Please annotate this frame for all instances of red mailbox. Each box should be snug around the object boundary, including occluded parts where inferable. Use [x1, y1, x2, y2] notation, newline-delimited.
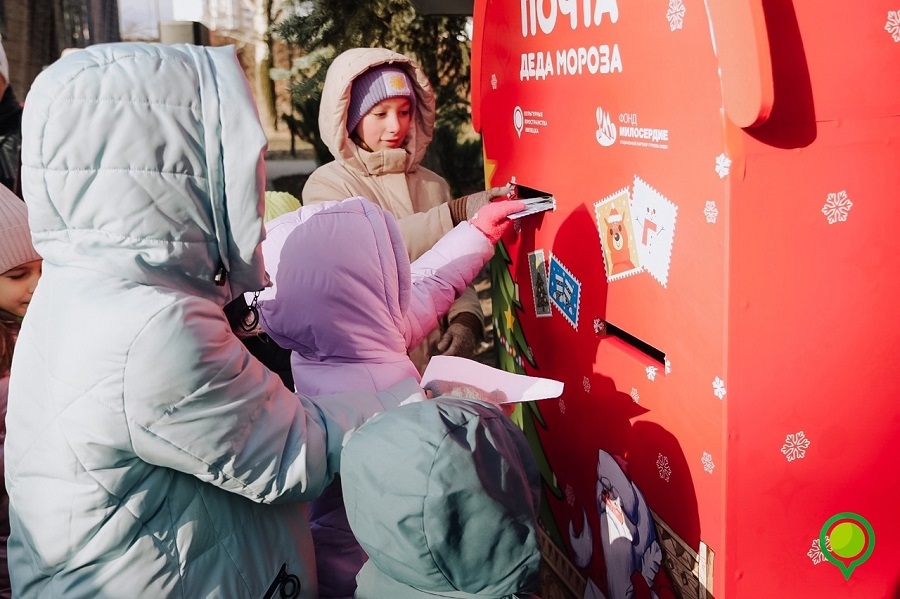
[472, 0, 900, 597]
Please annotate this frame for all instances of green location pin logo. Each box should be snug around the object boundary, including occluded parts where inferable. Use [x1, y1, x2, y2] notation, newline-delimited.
[819, 512, 875, 579]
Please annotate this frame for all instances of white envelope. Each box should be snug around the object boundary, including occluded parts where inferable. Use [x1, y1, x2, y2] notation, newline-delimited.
[421, 355, 564, 404]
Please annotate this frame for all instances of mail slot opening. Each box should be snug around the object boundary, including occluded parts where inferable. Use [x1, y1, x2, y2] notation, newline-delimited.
[604, 321, 666, 365]
[515, 183, 553, 200]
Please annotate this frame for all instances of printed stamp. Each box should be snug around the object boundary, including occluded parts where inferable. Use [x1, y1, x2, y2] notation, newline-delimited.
[594, 188, 642, 282]
[528, 249, 553, 317]
[548, 253, 581, 330]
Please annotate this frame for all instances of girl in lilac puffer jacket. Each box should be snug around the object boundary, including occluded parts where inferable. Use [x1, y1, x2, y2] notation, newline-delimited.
[255, 196, 522, 598]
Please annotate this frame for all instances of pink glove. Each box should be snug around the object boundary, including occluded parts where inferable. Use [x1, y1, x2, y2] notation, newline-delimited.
[469, 200, 526, 244]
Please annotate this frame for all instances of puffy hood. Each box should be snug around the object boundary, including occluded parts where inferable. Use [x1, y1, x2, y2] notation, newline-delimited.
[20, 43, 269, 305]
[319, 47, 435, 174]
[342, 396, 542, 598]
[256, 197, 411, 362]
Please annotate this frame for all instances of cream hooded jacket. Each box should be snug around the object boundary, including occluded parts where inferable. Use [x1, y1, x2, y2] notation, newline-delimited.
[5, 43, 421, 598]
[301, 48, 483, 343]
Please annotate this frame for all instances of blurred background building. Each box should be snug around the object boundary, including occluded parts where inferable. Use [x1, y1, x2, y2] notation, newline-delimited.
[1, 1, 276, 105]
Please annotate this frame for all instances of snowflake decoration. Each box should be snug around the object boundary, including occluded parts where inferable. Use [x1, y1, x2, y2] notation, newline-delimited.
[822, 190, 853, 224]
[593, 317, 606, 335]
[646, 365, 659, 381]
[666, 0, 686, 31]
[491, 73, 499, 89]
[630, 387, 640, 403]
[657, 453, 672, 482]
[664, 358, 672, 375]
[808, 540, 824, 565]
[701, 452, 715, 474]
[715, 153, 731, 178]
[807, 537, 832, 565]
[704, 200, 719, 223]
[565, 483, 576, 506]
[712, 376, 727, 400]
[781, 431, 811, 461]
[558, 397, 567, 414]
[886, 10, 900, 42]
[583, 376, 592, 393]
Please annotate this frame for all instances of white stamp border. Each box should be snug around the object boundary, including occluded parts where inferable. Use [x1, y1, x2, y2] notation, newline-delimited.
[632, 174, 678, 288]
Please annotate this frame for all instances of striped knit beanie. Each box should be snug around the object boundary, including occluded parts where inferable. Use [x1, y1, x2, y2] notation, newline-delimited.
[0, 186, 40, 274]
[347, 65, 415, 133]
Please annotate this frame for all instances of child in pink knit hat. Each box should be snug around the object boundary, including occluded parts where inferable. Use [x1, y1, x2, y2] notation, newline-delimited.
[0, 185, 40, 371]
[0, 184, 41, 597]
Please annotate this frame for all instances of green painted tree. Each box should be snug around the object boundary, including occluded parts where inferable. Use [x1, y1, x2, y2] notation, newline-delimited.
[491, 240, 566, 550]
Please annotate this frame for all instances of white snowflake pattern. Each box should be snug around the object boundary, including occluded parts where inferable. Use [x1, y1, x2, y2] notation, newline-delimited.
[583, 376, 592, 394]
[808, 540, 824, 564]
[630, 387, 640, 403]
[712, 376, 727, 400]
[822, 190, 853, 224]
[704, 200, 719, 223]
[807, 537, 832, 565]
[666, 0, 686, 31]
[886, 10, 900, 42]
[565, 483, 576, 506]
[657, 453, 672, 482]
[701, 452, 715, 474]
[781, 431, 811, 461]
[715, 153, 731, 178]
[646, 365, 659, 381]
[593, 317, 606, 335]
[664, 358, 672, 375]
[558, 397, 567, 414]
[491, 73, 499, 89]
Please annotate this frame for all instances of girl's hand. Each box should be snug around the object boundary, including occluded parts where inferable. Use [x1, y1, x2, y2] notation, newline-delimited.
[469, 200, 526, 244]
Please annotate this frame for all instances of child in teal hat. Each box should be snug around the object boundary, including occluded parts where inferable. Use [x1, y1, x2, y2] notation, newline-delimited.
[341, 395, 543, 598]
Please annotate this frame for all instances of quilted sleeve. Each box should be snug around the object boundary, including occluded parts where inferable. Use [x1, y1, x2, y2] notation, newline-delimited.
[403, 222, 493, 349]
[123, 297, 423, 504]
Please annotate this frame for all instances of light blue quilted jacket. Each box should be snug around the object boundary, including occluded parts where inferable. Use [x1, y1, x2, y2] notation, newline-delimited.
[4, 43, 420, 598]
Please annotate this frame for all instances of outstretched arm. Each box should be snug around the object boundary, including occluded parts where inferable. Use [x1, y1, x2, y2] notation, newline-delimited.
[125, 297, 424, 504]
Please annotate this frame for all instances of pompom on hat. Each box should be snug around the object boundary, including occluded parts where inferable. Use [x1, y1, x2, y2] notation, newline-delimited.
[0, 186, 40, 274]
[347, 65, 416, 133]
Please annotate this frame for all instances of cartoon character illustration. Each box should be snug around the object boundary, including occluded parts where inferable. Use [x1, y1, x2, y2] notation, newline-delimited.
[637, 207, 659, 248]
[570, 449, 664, 599]
[594, 190, 641, 282]
[605, 207, 637, 275]
[630, 176, 677, 287]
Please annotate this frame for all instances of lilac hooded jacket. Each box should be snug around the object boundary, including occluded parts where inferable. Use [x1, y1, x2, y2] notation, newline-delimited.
[256, 197, 494, 395]
[254, 198, 495, 597]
